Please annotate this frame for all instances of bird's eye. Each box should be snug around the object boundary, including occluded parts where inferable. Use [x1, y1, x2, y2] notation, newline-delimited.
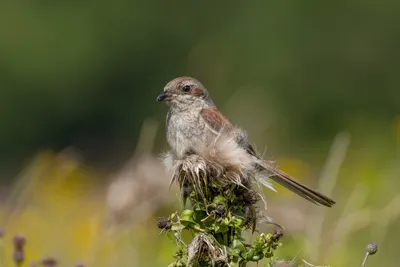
[182, 85, 191, 92]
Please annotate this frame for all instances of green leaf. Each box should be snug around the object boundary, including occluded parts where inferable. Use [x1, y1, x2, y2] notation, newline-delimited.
[215, 224, 229, 233]
[252, 252, 264, 261]
[232, 239, 246, 255]
[180, 209, 195, 224]
[221, 217, 230, 226]
[193, 209, 207, 223]
[200, 212, 215, 223]
[171, 223, 185, 231]
[245, 249, 256, 260]
[231, 217, 243, 228]
[213, 195, 227, 204]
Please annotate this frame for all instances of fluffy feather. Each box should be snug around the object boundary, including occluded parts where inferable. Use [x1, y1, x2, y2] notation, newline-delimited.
[162, 133, 276, 204]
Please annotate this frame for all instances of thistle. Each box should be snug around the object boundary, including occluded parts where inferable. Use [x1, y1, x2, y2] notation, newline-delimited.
[159, 151, 282, 267]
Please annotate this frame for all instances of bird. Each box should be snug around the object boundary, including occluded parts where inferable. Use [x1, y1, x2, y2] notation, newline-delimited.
[157, 76, 335, 207]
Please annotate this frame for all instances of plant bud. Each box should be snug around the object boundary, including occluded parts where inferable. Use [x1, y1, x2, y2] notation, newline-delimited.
[366, 242, 378, 255]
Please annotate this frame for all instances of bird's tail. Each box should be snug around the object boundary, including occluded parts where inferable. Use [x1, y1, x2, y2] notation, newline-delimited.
[257, 161, 336, 207]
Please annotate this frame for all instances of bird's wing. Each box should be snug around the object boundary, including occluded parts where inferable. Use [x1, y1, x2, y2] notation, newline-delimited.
[201, 107, 336, 207]
[201, 107, 260, 155]
[200, 107, 235, 136]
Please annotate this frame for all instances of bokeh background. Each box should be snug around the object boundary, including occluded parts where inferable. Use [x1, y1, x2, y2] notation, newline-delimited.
[1, 1, 399, 266]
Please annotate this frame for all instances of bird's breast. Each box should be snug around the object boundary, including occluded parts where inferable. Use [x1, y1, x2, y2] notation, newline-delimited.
[166, 109, 208, 158]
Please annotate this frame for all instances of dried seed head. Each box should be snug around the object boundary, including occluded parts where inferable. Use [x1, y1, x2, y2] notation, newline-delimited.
[12, 234, 26, 264]
[215, 204, 226, 216]
[41, 256, 57, 267]
[272, 229, 284, 240]
[187, 234, 227, 266]
[366, 242, 378, 255]
[13, 251, 24, 263]
[242, 190, 260, 205]
[0, 228, 4, 237]
[157, 217, 171, 230]
[13, 234, 26, 249]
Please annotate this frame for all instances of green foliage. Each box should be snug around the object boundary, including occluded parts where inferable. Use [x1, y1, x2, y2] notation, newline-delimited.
[159, 173, 282, 267]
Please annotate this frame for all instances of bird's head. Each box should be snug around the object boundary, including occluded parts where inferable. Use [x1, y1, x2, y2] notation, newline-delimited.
[157, 77, 214, 110]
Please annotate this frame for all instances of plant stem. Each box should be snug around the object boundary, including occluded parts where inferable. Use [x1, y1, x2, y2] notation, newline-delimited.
[0, 239, 3, 267]
[361, 252, 370, 267]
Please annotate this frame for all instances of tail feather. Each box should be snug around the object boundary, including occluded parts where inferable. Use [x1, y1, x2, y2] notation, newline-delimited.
[258, 162, 336, 207]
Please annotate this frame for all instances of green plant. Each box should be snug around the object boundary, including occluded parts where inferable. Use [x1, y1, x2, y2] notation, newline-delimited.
[158, 154, 282, 267]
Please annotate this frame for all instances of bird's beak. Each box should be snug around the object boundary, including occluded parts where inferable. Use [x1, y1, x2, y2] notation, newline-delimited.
[156, 92, 171, 102]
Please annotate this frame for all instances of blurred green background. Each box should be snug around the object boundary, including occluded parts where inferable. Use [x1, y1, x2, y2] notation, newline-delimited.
[0, 1, 399, 266]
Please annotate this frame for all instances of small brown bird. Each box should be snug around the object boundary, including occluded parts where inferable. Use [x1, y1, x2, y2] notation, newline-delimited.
[157, 77, 335, 207]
